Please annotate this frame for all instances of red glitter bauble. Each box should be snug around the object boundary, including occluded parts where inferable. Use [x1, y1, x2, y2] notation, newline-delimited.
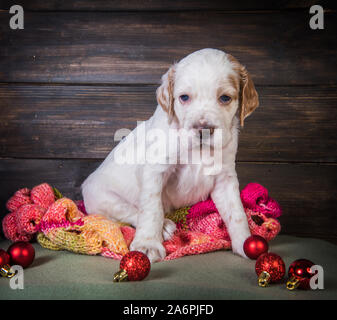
[255, 252, 285, 286]
[7, 241, 35, 268]
[287, 259, 314, 290]
[118, 251, 151, 281]
[0, 249, 11, 267]
[243, 235, 269, 259]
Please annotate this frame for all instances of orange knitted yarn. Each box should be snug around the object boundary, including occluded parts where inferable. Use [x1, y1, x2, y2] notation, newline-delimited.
[39, 214, 129, 256]
[81, 215, 129, 255]
[41, 197, 84, 225]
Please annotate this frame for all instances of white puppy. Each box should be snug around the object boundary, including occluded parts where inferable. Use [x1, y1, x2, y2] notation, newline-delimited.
[82, 48, 259, 262]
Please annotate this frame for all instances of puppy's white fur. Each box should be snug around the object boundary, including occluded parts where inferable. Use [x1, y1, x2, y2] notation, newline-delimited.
[82, 48, 259, 262]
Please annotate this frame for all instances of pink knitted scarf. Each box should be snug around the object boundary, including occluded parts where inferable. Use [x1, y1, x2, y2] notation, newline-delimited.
[2, 182, 282, 261]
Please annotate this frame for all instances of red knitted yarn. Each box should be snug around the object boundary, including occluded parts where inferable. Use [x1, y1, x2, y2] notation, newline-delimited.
[187, 212, 230, 240]
[5, 183, 55, 214]
[120, 226, 136, 247]
[31, 183, 55, 210]
[3, 183, 56, 242]
[240, 182, 282, 218]
[163, 230, 227, 256]
[6, 188, 32, 212]
[241, 183, 268, 207]
[164, 237, 230, 260]
[2, 212, 33, 242]
[246, 209, 281, 241]
[101, 247, 124, 260]
[186, 198, 217, 219]
[16, 204, 46, 234]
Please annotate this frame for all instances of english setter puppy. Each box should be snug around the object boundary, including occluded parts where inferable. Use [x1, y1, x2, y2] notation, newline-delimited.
[82, 48, 259, 262]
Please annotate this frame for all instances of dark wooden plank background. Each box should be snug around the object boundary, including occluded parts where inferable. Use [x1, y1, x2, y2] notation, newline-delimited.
[0, 1, 336, 243]
[1, 0, 336, 11]
[0, 11, 336, 85]
[0, 85, 336, 162]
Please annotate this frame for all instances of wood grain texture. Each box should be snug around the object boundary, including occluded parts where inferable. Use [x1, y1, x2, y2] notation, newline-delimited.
[0, 3, 336, 244]
[0, 11, 336, 85]
[0, 84, 336, 162]
[0, 159, 336, 242]
[1, 0, 335, 11]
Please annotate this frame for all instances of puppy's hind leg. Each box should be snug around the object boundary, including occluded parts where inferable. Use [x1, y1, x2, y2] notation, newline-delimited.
[83, 188, 139, 227]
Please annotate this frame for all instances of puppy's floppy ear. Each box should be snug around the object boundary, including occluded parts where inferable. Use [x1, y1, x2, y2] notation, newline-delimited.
[239, 65, 259, 127]
[156, 64, 176, 123]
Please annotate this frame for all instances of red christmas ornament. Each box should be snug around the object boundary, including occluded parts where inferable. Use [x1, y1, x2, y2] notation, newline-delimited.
[286, 259, 315, 290]
[7, 241, 35, 268]
[113, 251, 151, 282]
[0, 249, 15, 278]
[255, 252, 286, 287]
[0, 249, 10, 267]
[243, 235, 269, 259]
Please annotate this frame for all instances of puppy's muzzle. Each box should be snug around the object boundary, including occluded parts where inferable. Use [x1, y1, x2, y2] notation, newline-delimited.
[193, 122, 216, 138]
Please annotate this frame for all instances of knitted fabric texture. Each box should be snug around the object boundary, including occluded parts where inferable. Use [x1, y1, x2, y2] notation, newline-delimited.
[36, 198, 128, 255]
[240, 182, 282, 218]
[2, 183, 54, 242]
[16, 204, 46, 234]
[2, 182, 282, 261]
[6, 188, 32, 212]
[2, 212, 33, 242]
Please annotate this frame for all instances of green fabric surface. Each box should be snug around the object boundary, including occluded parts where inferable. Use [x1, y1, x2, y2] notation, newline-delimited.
[0, 235, 336, 300]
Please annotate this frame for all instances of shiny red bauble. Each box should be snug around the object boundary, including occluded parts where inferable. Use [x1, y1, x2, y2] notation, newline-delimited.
[0, 249, 11, 267]
[7, 241, 35, 268]
[114, 251, 151, 282]
[255, 252, 286, 286]
[287, 259, 315, 290]
[243, 235, 269, 259]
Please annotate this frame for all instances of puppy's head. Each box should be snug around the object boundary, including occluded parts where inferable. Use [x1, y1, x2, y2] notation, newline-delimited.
[156, 48, 259, 148]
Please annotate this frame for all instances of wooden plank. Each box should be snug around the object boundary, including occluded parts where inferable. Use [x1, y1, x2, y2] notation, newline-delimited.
[1, 0, 335, 11]
[0, 84, 336, 162]
[0, 85, 156, 159]
[238, 86, 337, 163]
[0, 159, 336, 242]
[0, 11, 336, 85]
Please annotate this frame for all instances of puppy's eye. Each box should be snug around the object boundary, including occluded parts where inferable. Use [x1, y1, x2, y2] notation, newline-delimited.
[179, 95, 190, 103]
[219, 95, 231, 104]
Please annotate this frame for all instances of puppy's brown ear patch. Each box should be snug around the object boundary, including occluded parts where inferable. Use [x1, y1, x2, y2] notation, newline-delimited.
[239, 65, 259, 127]
[227, 54, 259, 127]
[156, 65, 176, 122]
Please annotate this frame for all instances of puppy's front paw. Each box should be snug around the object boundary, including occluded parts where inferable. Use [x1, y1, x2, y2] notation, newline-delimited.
[163, 218, 176, 241]
[231, 232, 250, 259]
[130, 237, 166, 263]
